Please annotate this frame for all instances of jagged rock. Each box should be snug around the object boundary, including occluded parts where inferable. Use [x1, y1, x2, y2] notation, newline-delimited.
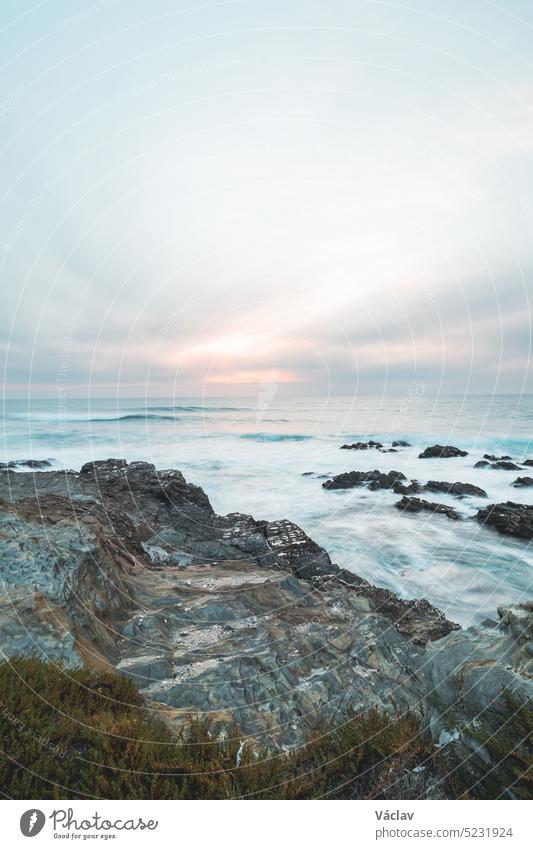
[392, 440, 411, 447]
[323, 469, 406, 491]
[423, 480, 487, 498]
[418, 445, 468, 459]
[1, 459, 531, 772]
[395, 497, 462, 521]
[522, 459, 533, 467]
[483, 454, 512, 462]
[513, 476, 533, 488]
[475, 502, 533, 540]
[492, 461, 521, 470]
[422, 606, 533, 770]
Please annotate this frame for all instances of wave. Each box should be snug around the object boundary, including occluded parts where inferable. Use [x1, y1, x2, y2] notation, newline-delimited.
[88, 413, 180, 422]
[239, 433, 312, 442]
[131, 405, 249, 413]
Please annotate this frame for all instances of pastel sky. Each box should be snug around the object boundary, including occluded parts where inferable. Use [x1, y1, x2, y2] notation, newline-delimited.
[1, 0, 532, 397]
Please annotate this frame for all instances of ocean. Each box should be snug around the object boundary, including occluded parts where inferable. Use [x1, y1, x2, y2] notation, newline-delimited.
[2, 393, 532, 627]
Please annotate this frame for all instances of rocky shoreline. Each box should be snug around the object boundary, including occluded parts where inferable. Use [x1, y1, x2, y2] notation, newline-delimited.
[0, 458, 532, 792]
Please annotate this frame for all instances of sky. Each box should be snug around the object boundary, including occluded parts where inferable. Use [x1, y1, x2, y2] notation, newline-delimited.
[1, 0, 532, 398]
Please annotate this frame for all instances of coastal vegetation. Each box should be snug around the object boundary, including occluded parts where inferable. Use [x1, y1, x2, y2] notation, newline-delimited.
[0, 659, 530, 800]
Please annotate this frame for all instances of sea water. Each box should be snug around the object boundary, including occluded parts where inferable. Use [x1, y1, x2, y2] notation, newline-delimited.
[2, 394, 532, 626]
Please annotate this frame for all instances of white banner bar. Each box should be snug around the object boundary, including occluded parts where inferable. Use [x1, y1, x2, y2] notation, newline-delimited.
[3, 799, 531, 848]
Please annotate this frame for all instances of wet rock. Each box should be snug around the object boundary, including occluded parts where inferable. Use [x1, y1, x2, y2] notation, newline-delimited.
[392, 440, 411, 447]
[475, 502, 533, 540]
[340, 440, 383, 450]
[491, 461, 520, 470]
[418, 445, 468, 459]
[423, 480, 487, 498]
[521, 459, 533, 467]
[323, 469, 407, 491]
[483, 454, 512, 462]
[512, 476, 533, 488]
[393, 480, 422, 495]
[395, 496, 462, 521]
[0, 459, 52, 469]
[474, 460, 490, 468]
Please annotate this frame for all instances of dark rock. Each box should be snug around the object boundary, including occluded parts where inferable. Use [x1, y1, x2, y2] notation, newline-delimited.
[301, 472, 314, 476]
[423, 480, 487, 498]
[513, 476, 533, 488]
[492, 461, 521, 470]
[392, 440, 411, 447]
[323, 469, 406, 491]
[418, 445, 468, 459]
[340, 440, 383, 450]
[381, 448, 398, 453]
[393, 480, 422, 495]
[0, 459, 52, 470]
[475, 502, 533, 540]
[483, 454, 512, 462]
[521, 459, 533, 467]
[474, 460, 490, 468]
[395, 496, 462, 521]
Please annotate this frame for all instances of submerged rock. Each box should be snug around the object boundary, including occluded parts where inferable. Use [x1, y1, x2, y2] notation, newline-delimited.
[395, 496, 462, 521]
[492, 460, 521, 470]
[418, 445, 468, 459]
[323, 469, 407, 491]
[475, 502, 533, 540]
[392, 440, 411, 447]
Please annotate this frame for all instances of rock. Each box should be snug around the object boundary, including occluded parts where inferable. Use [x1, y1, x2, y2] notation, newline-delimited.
[422, 606, 533, 773]
[491, 461, 520, 470]
[395, 497, 462, 521]
[418, 445, 468, 459]
[512, 476, 533, 488]
[380, 448, 398, 453]
[393, 480, 422, 495]
[322, 469, 407, 491]
[474, 460, 490, 468]
[483, 454, 512, 462]
[3, 456, 531, 788]
[340, 440, 383, 450]
[521, 459, 533, 467]
[0, 459, 52, 470]
[475, 502, 533, 540]
[423, 480, 487, 498]
[392, 440, 411, 447]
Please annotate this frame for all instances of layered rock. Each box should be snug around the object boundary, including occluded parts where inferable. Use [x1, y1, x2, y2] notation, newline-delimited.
[0, 460, 531, 767]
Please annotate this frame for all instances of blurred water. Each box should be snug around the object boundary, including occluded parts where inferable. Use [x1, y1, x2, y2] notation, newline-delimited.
[2, 394, 532, 626]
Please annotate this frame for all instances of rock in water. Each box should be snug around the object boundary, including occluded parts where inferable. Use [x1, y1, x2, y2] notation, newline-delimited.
[322, 469, 407, 490]
[395, 496, 462, 521]
[513, 476, 533, 488]
[418, 445, 468, 459]
[423, 480, 487, 498]
[475, 502, 533, 540]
